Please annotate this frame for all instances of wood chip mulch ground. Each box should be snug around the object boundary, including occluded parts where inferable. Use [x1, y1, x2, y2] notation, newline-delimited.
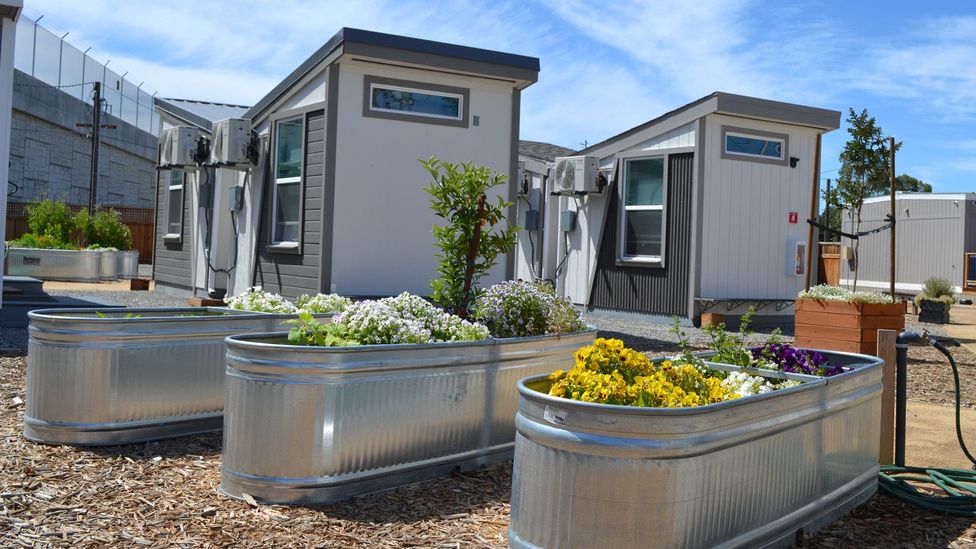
[3, 337, 976, 547]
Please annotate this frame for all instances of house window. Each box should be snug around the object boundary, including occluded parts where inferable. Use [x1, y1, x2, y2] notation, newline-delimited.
[721, 126, 789, 165]
[620, 156, 666, 263]
[272, 116, 304, 244]
[363, 76, 469, 128]
[165, 170, 184, 239]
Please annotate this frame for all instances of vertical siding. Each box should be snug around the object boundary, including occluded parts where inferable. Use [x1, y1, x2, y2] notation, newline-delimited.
[254, 110, 325, 299]
[588, 152, 693, 316]
[153, 170, 192, 289]
[698, 114, 818, 300]
[840, 197, 966, 289]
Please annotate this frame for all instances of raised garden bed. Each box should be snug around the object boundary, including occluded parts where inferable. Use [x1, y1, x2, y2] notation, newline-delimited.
[6, 248, 103, 282]
[219, 328, 598, 505]
[795, 297, 904, 354]
[98, 250, 117, 281]
[23, 307, 331, 446]
[117, 250, 139, 279]
[508, 349, 883, 549]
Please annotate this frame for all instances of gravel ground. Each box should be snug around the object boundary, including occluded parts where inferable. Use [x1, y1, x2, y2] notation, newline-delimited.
[43, 288, 188, 309]
[3, 291, 976, 546]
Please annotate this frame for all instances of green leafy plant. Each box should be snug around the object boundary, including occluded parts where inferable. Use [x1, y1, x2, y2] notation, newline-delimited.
[286, 312, 360, 346]
[26, 199, 76, 244]
[8, 233, 78, 250]
[422, 156, 518, 319]
[915, 277, 956, 307]
[77, 209, 132, 250]
[701, 308, 757, 367]
[669, 316, 705, 368]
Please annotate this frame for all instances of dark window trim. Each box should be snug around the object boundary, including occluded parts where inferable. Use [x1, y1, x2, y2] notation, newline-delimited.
[720, 125, 789, 166]
[612, 146, 694, 269]
[268, 113, 307, 253]
[362, 74, 470, 128]
[163, 169, 184, 244]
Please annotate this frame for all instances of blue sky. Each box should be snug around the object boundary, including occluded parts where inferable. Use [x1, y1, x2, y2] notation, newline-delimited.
[25, 0, 976, 192]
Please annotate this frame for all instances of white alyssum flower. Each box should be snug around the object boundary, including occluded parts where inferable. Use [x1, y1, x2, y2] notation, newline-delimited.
[332, 292, 489, 345]
[721, 371, 782, 397]
[295, 293, 352, 314]
[223, 286, 299, 313]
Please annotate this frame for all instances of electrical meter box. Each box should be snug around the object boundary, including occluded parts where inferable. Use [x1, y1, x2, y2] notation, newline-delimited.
[160, 126, 204, 167]
[210, 118, 253, 165]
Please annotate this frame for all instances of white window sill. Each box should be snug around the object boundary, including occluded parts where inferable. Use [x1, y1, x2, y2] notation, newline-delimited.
[268, 242, 300, 254]
[163, 234, 182, 243]
[616, 256, 664, 268]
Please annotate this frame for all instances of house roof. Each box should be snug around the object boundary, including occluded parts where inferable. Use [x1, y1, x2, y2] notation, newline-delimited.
[861, 192, 976, 205]
[155, 97, 251, 132]
[519, 140, 575, 162]
[577, 92, 841, 157]
[245, 27, 541, 123]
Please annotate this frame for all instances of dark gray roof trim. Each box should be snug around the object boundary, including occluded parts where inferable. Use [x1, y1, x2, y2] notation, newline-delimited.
[519, 140, 575, 162]
[245, 27, 541, 121]
[577, 92, 840, 156]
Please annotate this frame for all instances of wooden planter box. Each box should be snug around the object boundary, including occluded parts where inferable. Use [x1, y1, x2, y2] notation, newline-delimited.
[795, 298, 905, 355]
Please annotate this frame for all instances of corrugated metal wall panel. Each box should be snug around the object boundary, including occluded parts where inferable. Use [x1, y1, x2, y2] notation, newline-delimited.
[255, 110, 325, 298]
[153, 170, 192, 289]
[588, 152, 693, 316]
[840, 198, 966, 289]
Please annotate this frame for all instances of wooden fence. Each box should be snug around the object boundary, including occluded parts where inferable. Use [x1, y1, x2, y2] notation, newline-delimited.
[5, 202, 155, 263]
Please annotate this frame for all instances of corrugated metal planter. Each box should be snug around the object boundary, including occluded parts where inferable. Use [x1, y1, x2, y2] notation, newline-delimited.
[24, 307, 324, 446]
[98, 250, 117, 281]
[220, 328, 598, 505]
[5, 248, 102, 282]
[116, 250, 139, 279]
[509, 351, 883, 549]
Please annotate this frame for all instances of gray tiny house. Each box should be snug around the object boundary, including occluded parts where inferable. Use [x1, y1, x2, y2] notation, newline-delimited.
[840, 193, 976, 294]
[514, 92, 841, 325]
[153, 28, 538, 300]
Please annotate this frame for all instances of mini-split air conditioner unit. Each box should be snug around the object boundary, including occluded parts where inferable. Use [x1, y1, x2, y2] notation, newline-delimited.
[210, 118, 254, 166]
[553, 155, 601, 195]
[159, 126, 204, 167]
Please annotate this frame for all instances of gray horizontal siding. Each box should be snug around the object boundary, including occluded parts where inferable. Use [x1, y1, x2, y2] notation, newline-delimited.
[588, 152, 694, 316]
[255, 109, 325, 299]
[153, 170, 192, 289]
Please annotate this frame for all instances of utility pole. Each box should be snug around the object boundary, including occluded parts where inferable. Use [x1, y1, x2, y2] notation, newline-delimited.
[889, 136, 896, 298]
[89, 81, 101, 212]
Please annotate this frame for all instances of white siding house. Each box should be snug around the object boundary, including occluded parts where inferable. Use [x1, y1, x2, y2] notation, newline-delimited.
[515, 92, 841, 325]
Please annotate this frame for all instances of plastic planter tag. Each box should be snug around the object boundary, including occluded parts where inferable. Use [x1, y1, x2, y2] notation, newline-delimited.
[544, 406, 568, 425]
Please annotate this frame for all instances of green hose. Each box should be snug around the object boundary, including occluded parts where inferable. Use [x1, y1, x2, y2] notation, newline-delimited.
[878, 337, 976, 515]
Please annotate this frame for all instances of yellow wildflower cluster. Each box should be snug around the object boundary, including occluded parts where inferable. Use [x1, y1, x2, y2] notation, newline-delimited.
[548, 338, 737, 408]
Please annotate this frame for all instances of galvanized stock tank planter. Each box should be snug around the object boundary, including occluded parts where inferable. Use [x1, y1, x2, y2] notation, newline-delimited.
[220, 328, 598, 504]
[24, 307, 328, 446]
[6, 248, 103, 282]
[116, 250, 139, 279]
[98, 250, 117, 281]
[509, 351, 883, 549]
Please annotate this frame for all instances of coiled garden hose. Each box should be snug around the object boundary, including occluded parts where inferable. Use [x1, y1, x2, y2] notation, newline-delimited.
[879, 335, 976, 516]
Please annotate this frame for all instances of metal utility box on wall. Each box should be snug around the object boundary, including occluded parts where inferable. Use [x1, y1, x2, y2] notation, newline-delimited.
[160, 126, 204, 167]
[210, 118, 252, 165]
[560, 210, 577, 232]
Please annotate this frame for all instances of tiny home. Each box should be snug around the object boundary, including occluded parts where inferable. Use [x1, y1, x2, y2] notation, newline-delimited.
[840, 192, 976, 294]
[154, 28, 538, 299]
[514, 93, 841, 325]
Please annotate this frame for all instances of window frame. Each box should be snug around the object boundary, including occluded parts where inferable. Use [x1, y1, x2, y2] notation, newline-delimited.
[163, 169, 184, 243]
[269, 113, 305, 249]
[720, 125, 790, 166]
[616, 152, 669, 268]
[362, 75, 470, 128]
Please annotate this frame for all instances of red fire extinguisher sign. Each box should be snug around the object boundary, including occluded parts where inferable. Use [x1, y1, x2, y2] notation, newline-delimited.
[788, 212, 798, 224]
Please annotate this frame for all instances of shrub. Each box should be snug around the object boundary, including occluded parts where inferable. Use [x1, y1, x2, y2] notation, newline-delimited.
[295, 293, 352, 314]
[79, 209, 132, 250]
[223, 286, 298, 313]
[472, 280, 585, 338]
[422, 157, 517, 319]
[915, 277, 956, 307]
[797, 284, 894, 304]
[25, 199, 76, 244]
[8, 233, 78, 250]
